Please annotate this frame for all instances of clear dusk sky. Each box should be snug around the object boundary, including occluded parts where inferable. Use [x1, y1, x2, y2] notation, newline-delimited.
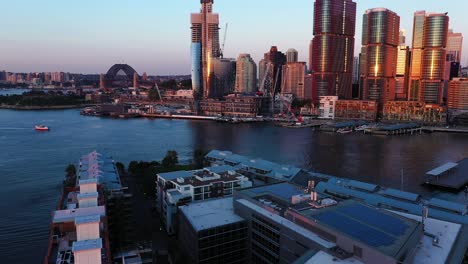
[1, 0, 467, 75]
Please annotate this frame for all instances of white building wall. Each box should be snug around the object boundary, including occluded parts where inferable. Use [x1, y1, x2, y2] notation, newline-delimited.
[74, 249, 102, 264]
[76, 222, 100, 241]
[80, 183, 97, 193]
[319, 96, 338, 119]
[79, 198, 98, 208]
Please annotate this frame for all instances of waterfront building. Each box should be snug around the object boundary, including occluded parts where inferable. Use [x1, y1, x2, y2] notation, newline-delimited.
[448, 78, 468, 111]
[318, 96, 338, 119]
[191, 0, 221, 99]
[304, 74, 314, 101]
[382, 101, 446, 125]
[198, 94, 263, 118]
[234, 54, 257, 94]
[0, 70, 6, 81]
[233, 182, 423, 264]
[446, 30, 463, 80]
[360, 8, 400, 112]
[408, 11, 449, 104]
[206, 150, 304, 182]
[155, 165, 252, 234]
[311, 0, 356, 99]
[396, 30, 411, 100]
[178, 197, 249, 264]
[335, 100, 378, 121]
[286, 48, 299, 63]
[281, 62, 306, 99]
[44, 151, 122, 264]
[212, 57, 236, 97]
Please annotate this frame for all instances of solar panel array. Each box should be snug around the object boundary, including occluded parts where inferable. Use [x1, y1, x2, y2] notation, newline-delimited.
[312, 203, 411, 248]
[338, 204, 409, 236]
[313, 211, 396, 247]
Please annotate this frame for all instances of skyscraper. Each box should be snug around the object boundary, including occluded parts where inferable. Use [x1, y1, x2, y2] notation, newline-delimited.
[258, 46, 286, 94]
[191, 0, 221, 99]
[281, 62, 306, 99]
[286, 48, 299, 63]
[212, 57, 236, 97]
[396, 30, 410, 100]
[235, 54, 257, 94]
[445, 30, 463, 80]
[360, 8, 400, 109]
[311, 0, 356, 99]
[408, 11, 449, 104]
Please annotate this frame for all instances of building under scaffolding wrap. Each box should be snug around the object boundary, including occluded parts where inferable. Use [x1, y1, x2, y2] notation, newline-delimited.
[382, 101, 446, 125]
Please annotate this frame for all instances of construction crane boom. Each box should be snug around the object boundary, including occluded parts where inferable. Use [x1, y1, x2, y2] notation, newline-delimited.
[220, 23, 228, 58]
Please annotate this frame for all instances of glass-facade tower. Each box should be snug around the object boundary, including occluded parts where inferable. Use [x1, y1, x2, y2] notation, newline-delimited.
[311, 0, 356, 99]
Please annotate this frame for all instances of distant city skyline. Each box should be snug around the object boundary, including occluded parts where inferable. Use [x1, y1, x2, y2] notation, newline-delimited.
[1, 0, 468, 75]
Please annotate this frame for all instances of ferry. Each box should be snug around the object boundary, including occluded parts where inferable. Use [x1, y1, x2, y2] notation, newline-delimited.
[337, 128, 353, 134]
[35, 125, 50, 131]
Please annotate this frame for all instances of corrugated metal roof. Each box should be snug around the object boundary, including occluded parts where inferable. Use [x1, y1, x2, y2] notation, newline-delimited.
[426, 162, 458, 176]
[157, 170, 193, 181]
[382, 188, 420, 202]
[348, 180, 379, 192]
[428, 198, 467, 214]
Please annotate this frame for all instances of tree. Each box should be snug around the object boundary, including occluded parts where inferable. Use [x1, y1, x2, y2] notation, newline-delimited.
[128, 161, 139, 175]
[115, 162, 125, 174]
[193, 149, 208, 169]
[162, 150, 178, 168]
[65, 164, 76, 177]
[148, 88, 160, 101]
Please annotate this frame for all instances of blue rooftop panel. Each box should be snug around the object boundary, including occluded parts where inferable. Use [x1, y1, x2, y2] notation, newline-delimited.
[158, 170, 193, 181]
[428, 198, 467, 214]
[248, 183, 304, 200]
[206, 165, 236, 174]
[348, 180, 379, 192]
[382, 188, 420, 202]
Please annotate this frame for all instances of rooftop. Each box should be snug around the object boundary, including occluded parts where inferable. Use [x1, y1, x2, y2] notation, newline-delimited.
[53, 206, 106, 223]
[179, 197, 245, 232]
[72, 238, 102, 252]
[75, 215, 101, 225]
[425, 158, 468, 189]
[304, 201, 421, 257]
[302, 250, 363, 264]
[78, 151, 122, 191]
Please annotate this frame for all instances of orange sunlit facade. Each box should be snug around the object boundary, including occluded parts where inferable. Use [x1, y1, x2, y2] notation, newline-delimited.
[408, 11, 449, 104]
[448, 78, 468, 110]
[360, 8, 400, 113]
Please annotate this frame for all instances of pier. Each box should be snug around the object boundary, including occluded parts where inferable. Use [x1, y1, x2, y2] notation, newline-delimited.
[424, 158, 468, 190]
[364, 123, 422, 135]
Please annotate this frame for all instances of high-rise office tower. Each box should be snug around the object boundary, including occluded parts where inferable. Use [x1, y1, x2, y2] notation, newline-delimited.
[259, 46, 286, 94]
[212, 57, 236, 97]
[352, 57, 360, 85]
[281, 62, 306, 99]
[408, 11, 449, 104]
[360, 8, 400, 109]
[235, 54, 257, 94]
[286, 48, 299, 63]
[191, 0, 221, 99]
[396, 30, 411, 100]
[445, 30, 463, 80]
[311, 0, 356, 99]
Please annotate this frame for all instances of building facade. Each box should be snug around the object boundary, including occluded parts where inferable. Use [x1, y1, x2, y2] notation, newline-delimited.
[445, 31, 463, 80]
[191, 0, 221, 99]
[212, 58, 236, 97]
[360, 8, 400, 112]
[235, 54, 257, 94]
[281, 62, 306, 99]
[448, 78, 468, 111]
[311, 0, 356, 99]
[259, 47, 286, 95]
[396, 30, 411, 100]
[286, 48, 299, 63]
[408, 11, 449, 104]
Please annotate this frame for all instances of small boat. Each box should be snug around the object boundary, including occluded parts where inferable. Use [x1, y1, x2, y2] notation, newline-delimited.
[337, 128, 352, 134]
[35, 125, 50, 131]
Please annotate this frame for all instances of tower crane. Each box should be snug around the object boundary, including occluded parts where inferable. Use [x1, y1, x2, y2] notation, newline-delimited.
[220, 23, 228, 58]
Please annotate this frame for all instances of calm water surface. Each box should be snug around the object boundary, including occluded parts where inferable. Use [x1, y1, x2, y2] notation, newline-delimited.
[0, 109, 466, 263]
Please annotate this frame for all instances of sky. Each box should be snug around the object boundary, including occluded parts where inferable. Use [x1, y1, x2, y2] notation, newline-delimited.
[1, 0, 468, 75]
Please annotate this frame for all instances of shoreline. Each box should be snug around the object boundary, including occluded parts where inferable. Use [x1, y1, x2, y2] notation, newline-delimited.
[0, 104, 92, 110]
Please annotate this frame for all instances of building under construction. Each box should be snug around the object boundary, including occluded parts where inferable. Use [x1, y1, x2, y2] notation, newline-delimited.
[382, 101, 446, 125]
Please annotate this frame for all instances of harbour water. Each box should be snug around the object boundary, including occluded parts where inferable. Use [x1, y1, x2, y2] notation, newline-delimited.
[0, 109, 467, 262]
